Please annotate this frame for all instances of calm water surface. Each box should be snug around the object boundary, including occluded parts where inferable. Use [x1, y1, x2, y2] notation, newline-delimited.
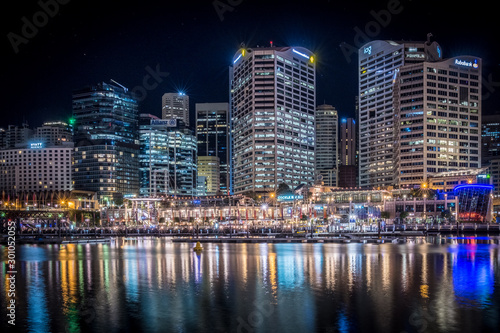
[1, 237, 499, 333]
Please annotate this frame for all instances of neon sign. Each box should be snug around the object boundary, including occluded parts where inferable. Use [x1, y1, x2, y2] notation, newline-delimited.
[455, 59, 478, 68]
[30, 143, 43, 149]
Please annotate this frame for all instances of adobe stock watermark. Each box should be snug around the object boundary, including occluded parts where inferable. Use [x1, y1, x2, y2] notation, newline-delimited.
[131, 64, 169, 102]
[340, 0, 405, 64]
[212, 0, 243, 22]
[236, 299, 274, 333]
[7, 0, 71, 54]
[400, 299, 439, 333]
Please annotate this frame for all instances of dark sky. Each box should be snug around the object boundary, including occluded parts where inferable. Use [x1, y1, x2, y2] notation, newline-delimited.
[2, 0, 499, 129]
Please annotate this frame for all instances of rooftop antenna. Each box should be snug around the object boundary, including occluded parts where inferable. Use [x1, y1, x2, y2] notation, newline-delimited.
[110, 79, 128, 92]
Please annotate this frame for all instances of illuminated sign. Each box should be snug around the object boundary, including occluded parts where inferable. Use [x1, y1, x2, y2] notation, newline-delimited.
[277, 194, 304, 202]
[455, 59, 478, 68]
[363, 46, 372, 55]
[30, 143, 43, 149]
[150, 119, 177, 127]
[406, 53, 424, 59]
[292, 49, 314, 63]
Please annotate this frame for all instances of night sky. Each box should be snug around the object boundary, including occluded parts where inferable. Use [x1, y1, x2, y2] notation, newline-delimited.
[3, 0, 499, 129]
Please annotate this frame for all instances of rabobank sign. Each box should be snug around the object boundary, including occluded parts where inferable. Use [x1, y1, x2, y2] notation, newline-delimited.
[455, 59, 479, 69]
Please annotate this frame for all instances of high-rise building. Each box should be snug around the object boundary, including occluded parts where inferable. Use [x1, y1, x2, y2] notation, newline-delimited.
[0, 142, 73, 196]
[138, 114, 171, 197]
[393, 55, 482, 188]
[338, 118, 357, 187]
[32, 121, 73, 146]
[315, 104, 338, 186]
[230, 45, 316, 194]
[72, 81, 140, 203]
[197, 156, 220, 196]
[195, 102, 229, 193]
[482, 114, 500, 165]
[162, 92, 190, 127]
[138, 114, 197, 197]
[358, 37, 442, 188]
[1, 123, 33, 149]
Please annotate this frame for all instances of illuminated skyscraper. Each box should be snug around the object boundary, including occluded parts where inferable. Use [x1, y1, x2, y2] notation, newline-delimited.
[162, 92, 190, 127]
[72, 81, 140, 203]
[339, 118, 357, 187]
[393, 55, 482, 188]
[358, 37, 442, 188]
[315, 104, 338, 187]
[139, 114, 197, 197]
[196, 102, 229, 193]
[230, 45, 316, 194]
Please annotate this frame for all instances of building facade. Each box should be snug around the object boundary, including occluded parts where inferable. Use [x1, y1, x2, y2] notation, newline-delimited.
[72, 82, 140, 203]
[315, 104, 338, 186]
[195, 102, 229, 193]
[32, 121, 73, 146]
[358, 38, 442, 188]
[197, 156, 220, 196]
[338, 118, 357, 187]
[138, 115, 197, 197]
[393, 56, 482, 188]
[0, 142, 73, 197]
[162, 92, 190, 127]
[482, 114, 500, 164]
[230, 46, 316, 194]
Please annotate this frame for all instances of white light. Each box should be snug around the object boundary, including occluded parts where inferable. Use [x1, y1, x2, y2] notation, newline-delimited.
[292, 49, 309, 59]
[233, 54, 242, 64]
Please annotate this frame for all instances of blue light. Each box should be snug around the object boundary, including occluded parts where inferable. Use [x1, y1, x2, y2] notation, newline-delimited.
[292, 48, 310, 60]
[453, 184, 494, 192]
[233, 54, 242, 64]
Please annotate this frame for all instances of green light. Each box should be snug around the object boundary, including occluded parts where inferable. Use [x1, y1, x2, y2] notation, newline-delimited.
[68, 117, 76, 125]
[487, 174, 490, 178]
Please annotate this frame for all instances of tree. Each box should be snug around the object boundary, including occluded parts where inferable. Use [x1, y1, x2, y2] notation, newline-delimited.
[441, 209, 452, 220]
[399, 211, 409, 221]
[276, 183, 292, 196]
[381, 211, 390, 219]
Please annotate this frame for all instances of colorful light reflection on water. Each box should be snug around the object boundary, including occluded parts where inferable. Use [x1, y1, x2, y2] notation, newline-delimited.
[1, 237, 499, 333]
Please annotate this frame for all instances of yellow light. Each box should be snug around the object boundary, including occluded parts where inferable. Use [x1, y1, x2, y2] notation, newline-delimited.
[242, 49, 246, 57]
[309, 55, 314, 63]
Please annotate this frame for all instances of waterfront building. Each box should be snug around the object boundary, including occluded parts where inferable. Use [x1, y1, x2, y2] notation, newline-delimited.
[315, 104, 338, 186]
[230, 45, 316, 194]
[358, 37, 442, 188]
[138, 114, 197, 197]
[338, 118, 357, 187]
[72, 81, 140, 204]
[195, 102, 229, 193]
[393, 55, 482, 188]
[0, 142, 73, 200]
[482, 114, 500, 164]
[197, 156, 220, 196]
[162, 92, 190, 126]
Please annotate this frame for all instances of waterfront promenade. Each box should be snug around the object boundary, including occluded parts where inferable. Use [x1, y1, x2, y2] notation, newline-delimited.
[2, 223, 500, 244]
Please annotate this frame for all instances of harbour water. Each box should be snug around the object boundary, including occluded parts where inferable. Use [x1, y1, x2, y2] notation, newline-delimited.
[1, 236, 499, 332]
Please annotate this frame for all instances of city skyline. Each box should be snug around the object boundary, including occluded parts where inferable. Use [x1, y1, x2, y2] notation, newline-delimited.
[3, 0, 500, 129]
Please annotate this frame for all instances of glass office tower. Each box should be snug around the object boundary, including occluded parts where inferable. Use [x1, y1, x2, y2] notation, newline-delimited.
[196, 102, 229, 193]
[72, 82, 140, 203]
